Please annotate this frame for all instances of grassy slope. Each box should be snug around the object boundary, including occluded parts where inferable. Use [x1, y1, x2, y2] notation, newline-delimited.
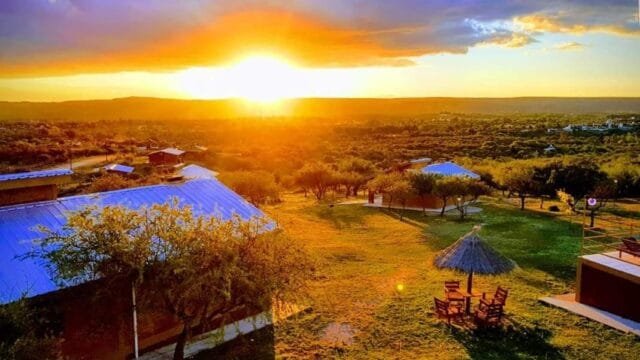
[211, 195, 640, 359]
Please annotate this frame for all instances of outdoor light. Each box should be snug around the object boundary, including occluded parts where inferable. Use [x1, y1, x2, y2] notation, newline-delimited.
[396, 283, 405, 292]
[587, 198, 597, 207]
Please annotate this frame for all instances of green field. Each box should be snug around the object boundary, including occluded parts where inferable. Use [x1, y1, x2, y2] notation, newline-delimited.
[200, 195, 640, 359]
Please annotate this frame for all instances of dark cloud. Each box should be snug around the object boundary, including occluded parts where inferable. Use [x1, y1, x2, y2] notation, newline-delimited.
[0, 0, 637, 76]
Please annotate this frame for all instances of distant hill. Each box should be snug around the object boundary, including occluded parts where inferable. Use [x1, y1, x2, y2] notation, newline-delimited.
[0, 97, 639, 120]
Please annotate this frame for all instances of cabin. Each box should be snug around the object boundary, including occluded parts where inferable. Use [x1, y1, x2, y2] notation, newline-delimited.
[0, 169, 72, 206]
[542, 223, 640, 335]
[0, 167, 269, 359]
[148, 148, 185, 166]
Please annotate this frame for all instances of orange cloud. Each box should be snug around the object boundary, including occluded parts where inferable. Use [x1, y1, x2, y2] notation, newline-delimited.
[515, 14, 640, 36]
[0, 11, 427, 77]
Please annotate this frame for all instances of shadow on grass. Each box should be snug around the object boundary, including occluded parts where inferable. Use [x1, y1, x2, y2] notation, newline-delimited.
[190, 325, 275, 360]
[451, 320, 564, 360]
[390, 204, 582, 282]
[304, 203, 371, 230]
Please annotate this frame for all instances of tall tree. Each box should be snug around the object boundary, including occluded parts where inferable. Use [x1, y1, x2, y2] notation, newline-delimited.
[409, 172, 438, 214]
[294, 163, 336, 200]
[33, 203, 314, 360]
[433, 177, 462, 217]
[367, 172, 405, 209]
[453, 179, 490, 220]
[555, 160, 608, 212]
[499, 165, 537, 210]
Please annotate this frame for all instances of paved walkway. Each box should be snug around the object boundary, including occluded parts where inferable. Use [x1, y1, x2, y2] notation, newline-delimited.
[540, 293, 640, 336]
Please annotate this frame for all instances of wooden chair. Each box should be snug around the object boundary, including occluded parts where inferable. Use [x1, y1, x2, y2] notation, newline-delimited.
[434, 297, 464, 325]
[444, 280, 465, 305]
[474, 302, 503, 328]
[618, 238, 640, 258]
[481, 286, 509, 307]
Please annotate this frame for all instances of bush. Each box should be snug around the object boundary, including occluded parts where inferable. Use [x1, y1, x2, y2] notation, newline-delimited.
[548, 205, 560, 212]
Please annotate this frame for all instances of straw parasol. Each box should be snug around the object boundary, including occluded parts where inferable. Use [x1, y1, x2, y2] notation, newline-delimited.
[434, 225, 516, 312]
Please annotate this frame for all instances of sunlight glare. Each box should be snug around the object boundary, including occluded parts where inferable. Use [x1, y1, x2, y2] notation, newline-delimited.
[177, 55, 303, 103]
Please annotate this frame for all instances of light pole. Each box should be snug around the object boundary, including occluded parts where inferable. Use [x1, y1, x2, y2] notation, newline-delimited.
[613, 179, 618, 208]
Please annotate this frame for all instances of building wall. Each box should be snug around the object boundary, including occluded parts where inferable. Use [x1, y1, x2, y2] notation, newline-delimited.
[577, 260, 640, 322]
[35, 279, 263, 360]
[148, 153, 182, 166]
[0, 184, 58, 206]
[381, 194, 452, 210]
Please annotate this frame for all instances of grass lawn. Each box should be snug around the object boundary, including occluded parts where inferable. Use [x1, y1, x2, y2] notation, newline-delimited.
[206, 195, 640, 359]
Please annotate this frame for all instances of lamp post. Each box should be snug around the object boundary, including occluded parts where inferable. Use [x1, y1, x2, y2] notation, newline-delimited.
[613, 179, 618, 208]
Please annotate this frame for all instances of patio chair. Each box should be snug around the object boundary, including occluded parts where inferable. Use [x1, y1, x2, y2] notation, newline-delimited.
[618, 238, 640, 258]
[444, 280, 465, 305]
[474, 302, 504, 328]
[434, 297, 464, 325]
[481, 286, 509, 307]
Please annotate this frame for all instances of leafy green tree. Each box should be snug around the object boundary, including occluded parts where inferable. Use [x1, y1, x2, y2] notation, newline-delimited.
[555, 160, 608, 211]
[220, 171, 280, 206]
[585, 181, 616, 227]
[433, 177, 462, 216]
[409, 172, 438, 214]
[367, 172, 405, 209]
[0, 298, 61, 360]
[452, 178, 490, 220]
[499, 165, 537, 210]
[294, 163, 336, 200]
[387, 177, 413, 220]
[337, 158, 376, 197]
[33, 203, 314, 360]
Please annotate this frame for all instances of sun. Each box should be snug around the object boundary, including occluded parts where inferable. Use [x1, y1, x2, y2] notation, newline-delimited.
[177, 55, 301, 103]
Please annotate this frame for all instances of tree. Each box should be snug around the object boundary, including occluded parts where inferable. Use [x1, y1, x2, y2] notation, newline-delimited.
[433, 177, 462, 216]
[555, 160, 608, 212]
[452, 179, 490, 220]
[367, 172, 404, 209]
[337, 158, 376, 197]
[0, 298, 61, 360]
[585, 181, 616, 227]
[387, 177, 413, 220]
[33, 203, 314, 360]
[499, 165, 537, 210]
[294, 163, 335, 200]
[220, 171, 280, 206]
[409, 172, 438, 214]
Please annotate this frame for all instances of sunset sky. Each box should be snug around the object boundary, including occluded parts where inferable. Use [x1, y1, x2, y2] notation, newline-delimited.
[0, 0, 639, 101]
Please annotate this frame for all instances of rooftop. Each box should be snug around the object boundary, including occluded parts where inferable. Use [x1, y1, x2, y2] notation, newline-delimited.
[421, 161, 480, 179]
[179, 164, 219, 180]
[0, 176, 266, 304]
[150, 147, 185, 156]
[104, 163, 135, 174]
[0, 169, 73, 183]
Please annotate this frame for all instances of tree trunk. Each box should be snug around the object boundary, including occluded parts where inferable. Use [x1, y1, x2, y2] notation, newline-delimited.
[520, 195, 525, 210]
[440, 197, 447, 217]
[539, 197, 544, 209]
[590, 211, 595, 228]
[173, 321, 191, 360]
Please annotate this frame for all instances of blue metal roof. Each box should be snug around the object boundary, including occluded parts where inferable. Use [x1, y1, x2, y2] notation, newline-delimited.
[179, 164, 219, 179]
[151, 148, 185, 156]
[104, 164, 135, 174]
[0, 178, 267, 304]
[421, 162, 480, 179]
[0, 169, 73, 182]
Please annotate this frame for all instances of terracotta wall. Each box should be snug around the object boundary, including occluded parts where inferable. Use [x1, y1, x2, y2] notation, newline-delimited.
[0, 184, 57, 206]
[381, 194, 453, 210]
[148, 153, 182, 166]
[577, 261, 640, 322]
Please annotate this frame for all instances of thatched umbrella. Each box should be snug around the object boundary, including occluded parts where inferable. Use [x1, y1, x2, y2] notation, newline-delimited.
[434, 225, 516, 313]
